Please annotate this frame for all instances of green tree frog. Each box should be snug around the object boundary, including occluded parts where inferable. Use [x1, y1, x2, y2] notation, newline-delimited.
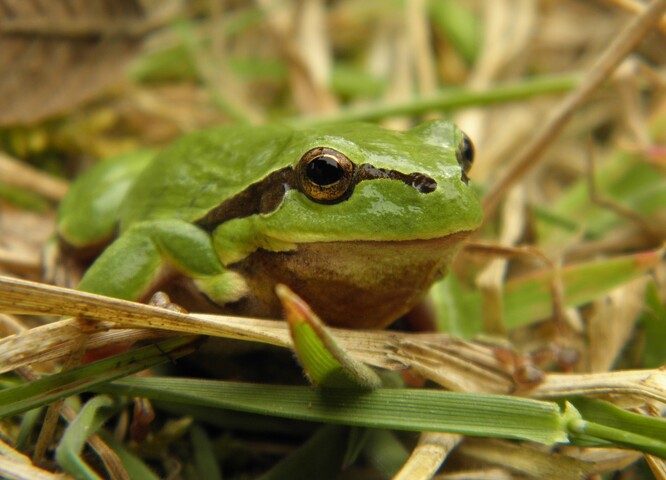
[57, 121, 482, 329]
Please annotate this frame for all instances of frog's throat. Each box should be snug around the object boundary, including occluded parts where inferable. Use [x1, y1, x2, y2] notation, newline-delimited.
[194, 163, 438, 232]
[229, 230, 471, 329]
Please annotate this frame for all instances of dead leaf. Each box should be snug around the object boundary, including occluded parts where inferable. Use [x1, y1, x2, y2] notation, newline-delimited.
[0, 0, 180, 125]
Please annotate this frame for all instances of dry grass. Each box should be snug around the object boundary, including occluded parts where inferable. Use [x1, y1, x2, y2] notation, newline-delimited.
[1, 1, 665, 478]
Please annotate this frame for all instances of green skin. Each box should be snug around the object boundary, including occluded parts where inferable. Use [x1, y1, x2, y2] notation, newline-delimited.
[58, 120, 482, 329]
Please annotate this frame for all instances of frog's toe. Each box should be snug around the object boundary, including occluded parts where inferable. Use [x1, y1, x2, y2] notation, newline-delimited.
[149, 291, 188, 313]
[194, 270, 250, 305]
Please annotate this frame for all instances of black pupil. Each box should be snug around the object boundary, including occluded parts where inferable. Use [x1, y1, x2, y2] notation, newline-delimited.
[306, 156, 344, 186]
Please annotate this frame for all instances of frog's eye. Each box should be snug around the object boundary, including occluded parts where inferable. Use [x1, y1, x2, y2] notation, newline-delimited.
[296, 147, 356, 204]
[456, 132, 475, 175]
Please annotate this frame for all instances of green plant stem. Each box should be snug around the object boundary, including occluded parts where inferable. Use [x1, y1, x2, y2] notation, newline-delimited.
[568, 419, 666, 458]
[290, 73, 579, 127]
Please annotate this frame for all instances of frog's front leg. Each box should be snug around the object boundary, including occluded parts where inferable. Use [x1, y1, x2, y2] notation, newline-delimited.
[77, 219, 248, 304]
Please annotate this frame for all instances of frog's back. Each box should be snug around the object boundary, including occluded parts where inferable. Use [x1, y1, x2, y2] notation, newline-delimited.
[118, 124, 294, 229]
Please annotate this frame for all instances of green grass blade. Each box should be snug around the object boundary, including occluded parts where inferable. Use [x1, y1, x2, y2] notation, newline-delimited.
[429, 0, 481, 64]
[191, 424, 223, 480]
[55, 395, 119, 480]
[361, 430, 410, 478]
[568, 397, 666, 446]
[503, 250, 661, 328]
[433, 250, 660, 334]
[290, 73, 578, 126]
[0, 336, 196, 418]
[639, 281, 666, 368]
[258, 425, 349, 480]
[431, 274, 483, 337]
[96, 377, 569, 445]
[154, 401, 315, 436]
[15, 407, 43, 451]
[537, 151, 666, 246]
[99, 432, 161, 480]
[569, 420, 666, 458]
[278, 284, 381, 389]
[342, 427, 372, 469]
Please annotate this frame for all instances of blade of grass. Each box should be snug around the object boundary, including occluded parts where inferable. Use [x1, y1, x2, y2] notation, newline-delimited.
[0, 336, 196, 418]
[430, 274, 483, 337]
[362, 430, 410, 478]
[568, 397, 666, 444]
[640, 281, 666, 368]
[289, 73, 578, 126]
[536, 150, 666, 246]
[342, 427, 372, 469]
[191, 424, 222, 480]
[96, 377, 571, 445]
[258, 425, 349, 480]
[55, 395, 120, 480]
[15, 407, 43, 451]
[433, 249, 661, 334]
[154, 401, 315, 436]
[429, 0, 481, 64]
[483, 0, 666, 216]
[568, 418, 666, 458]
[503, 249, 661, 328]
[99, 432, 161, 480]
[278, 284, 381, 389]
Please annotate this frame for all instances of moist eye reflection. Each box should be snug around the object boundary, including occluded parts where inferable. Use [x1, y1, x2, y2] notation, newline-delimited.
[306, 157, 344, 185]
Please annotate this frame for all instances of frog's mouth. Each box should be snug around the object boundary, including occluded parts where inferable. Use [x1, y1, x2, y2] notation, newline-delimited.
[230, 230, 472, 329]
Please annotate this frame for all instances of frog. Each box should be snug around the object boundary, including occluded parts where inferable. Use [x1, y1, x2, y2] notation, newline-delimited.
[57, 120, 482, 329]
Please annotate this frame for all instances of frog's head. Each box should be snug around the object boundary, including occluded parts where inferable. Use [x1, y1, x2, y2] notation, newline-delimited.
[200, 120, 482, 328]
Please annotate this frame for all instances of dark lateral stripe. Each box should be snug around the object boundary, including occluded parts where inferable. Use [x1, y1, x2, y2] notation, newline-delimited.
[356, 164, 437, 194]
[195, 163, 437, 231]
[195, 167, 294, 231]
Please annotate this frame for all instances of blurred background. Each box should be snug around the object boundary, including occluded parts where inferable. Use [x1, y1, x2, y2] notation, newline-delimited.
[1, 1, 665, 478]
